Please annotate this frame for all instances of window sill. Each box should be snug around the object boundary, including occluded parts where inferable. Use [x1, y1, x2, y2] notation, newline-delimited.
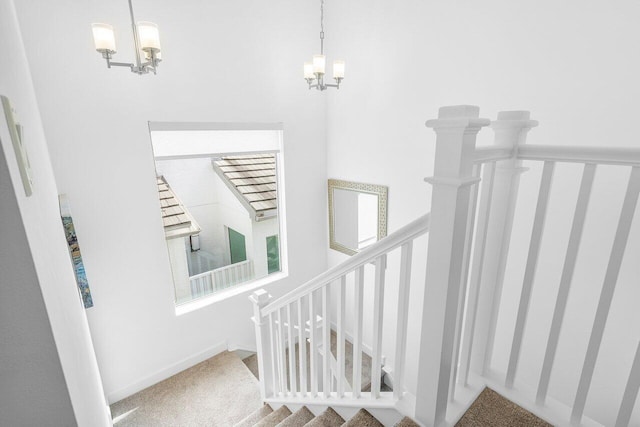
[174, 271, 288, 316]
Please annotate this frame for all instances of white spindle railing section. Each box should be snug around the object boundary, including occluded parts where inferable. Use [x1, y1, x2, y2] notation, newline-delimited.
[454, 111, 640, 426]
[251, 213, 430, 409]
[190, 259, 254, 297]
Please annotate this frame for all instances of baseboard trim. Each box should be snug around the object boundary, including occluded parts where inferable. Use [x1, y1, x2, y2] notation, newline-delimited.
[107, 340, 228, 404]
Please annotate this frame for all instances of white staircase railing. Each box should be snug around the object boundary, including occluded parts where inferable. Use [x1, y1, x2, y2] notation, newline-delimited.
[251, 106, 640, 427]
[251, 213, 430, 409]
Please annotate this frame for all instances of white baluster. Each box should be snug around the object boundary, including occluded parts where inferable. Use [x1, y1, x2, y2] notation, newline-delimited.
[471, 111, 537, 377]
[277, 308, 287, 394]
[537, 163, 596, 404]
[287, 303, 297, 395]
[615, 341, 640, 427]
[297, 298, 307, 395]
[322, 284, 331, 398]
[353, 266, 365, 398]
[572, 166, 640, 425]
[394, 242, 413, 400]
[309, 291, 318, 396]
[250, 290, 273, 399]
[337, 275, 346, 398]
[416, 105, 489, 427]
[460, 161, 497, 387]
[372, 255, 387, 398]
[506, 160, 555, 388]
[450, 163, 482, 402]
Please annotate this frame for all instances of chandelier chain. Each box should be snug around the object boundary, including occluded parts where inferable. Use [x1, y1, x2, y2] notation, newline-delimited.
[320, 0, 325, 53]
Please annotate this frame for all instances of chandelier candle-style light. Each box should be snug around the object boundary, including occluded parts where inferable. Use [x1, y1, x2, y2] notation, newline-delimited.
[91, 0, 162, 75]
[304, 0, 345, 91]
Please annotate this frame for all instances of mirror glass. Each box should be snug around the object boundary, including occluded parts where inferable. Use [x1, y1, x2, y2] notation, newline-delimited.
[328, 179, 388, 255]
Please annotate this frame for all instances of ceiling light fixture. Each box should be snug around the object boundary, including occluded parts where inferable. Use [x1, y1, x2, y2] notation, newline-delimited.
[91, 0, 162, 75]
[304, 0, 344, 91]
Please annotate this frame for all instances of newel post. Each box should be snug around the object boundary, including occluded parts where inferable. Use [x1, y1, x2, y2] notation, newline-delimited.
[415, 106, 489, 427]
[250, 289, 273, 400]
[469, 111, 538, 377]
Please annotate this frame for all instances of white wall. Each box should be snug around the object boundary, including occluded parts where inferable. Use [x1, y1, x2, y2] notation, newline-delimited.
[324, 0, 640, 425]
[0, 0, 110, 424]
[14, 0, 328, 403]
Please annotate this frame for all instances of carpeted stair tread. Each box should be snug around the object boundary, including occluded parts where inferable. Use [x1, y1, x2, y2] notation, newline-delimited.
[304, 407, 345, 427]
[255, 405, 293, 427]
[243, 353, 260, 380]
[393, 416, 420, 427]
[276, 406, 315, 427]
[234, 404, 273, 427]
[341, 409, 383, 427]
[455, 388, 552, 427]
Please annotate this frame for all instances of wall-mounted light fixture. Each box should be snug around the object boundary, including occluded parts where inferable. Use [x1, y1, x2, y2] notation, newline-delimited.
[91, 0, 162, 75]
[304, 0, 344, 91]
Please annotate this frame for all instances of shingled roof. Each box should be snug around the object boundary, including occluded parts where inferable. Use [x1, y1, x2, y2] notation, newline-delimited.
[211, 154, 278, 221]
[157, 176, 201, 239]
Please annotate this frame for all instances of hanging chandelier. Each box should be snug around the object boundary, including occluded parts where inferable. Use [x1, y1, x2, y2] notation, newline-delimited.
[304, 0, 345, 91]
[91, 0, 162, 75]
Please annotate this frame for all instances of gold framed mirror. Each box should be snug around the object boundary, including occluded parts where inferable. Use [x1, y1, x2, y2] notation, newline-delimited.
[328, 179, 388, 256]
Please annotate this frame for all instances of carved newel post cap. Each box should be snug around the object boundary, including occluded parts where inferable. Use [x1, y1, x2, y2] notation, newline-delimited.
[438, 105, 480, 119]
[251, 289, 271, 306]
[497, 111, 530, 121]
[426, 105, 490, 130]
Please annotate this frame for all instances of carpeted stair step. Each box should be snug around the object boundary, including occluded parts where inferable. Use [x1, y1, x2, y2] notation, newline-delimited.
[304, 407, 345, 427]
[341, 409, 383, 427]
[455, 388, 552, 427]
[276, 406, 315, 427]
[234, 404, 274, 427]
[255, 405, 293, 427]
[393, 417, 420, 427]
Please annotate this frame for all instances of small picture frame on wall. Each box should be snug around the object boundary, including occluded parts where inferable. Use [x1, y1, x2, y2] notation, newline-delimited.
[1, 95, 33, 196]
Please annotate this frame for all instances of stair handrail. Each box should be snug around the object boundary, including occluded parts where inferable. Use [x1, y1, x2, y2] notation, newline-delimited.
[260, 212, 430, 317]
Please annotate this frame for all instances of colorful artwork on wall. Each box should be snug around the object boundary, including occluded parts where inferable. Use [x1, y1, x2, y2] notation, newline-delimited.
[59, 194, 93, 309]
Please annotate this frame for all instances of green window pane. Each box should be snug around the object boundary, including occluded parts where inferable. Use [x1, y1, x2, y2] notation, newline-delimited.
[228, 227, 247, 264]
[266, 235, 280, 274]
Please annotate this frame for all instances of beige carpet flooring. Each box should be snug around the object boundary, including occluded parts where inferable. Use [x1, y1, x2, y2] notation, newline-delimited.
[110, 351, 262, 426]
[455, 388, 553, 427]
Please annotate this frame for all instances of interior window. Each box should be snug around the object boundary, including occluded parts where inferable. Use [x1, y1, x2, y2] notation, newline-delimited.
[149, 126, 285, 305]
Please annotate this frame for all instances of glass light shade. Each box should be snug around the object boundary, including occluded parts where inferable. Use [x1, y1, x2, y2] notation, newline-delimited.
[304, 62, 314, 79]
[313, 55, 326, 74]
[333, 60, 345, 79]
[91, 23, 116, 53]
[137, 21, 161, 52]
[143, 49, 162, 62]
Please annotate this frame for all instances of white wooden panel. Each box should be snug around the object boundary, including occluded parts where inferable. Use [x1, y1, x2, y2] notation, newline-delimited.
[506, 161, 555, 388]
[572, 166, 640, 425]
[337, 276, 346, 398]
[371, 255, 387, 398]
[394, 242, 413, 400]
[287, 304, 297, 394]
[353, 266, 365, 398]
[460, 161, 496, 386]
[615, 341, 640, 427]
[537, 163, 596, 404]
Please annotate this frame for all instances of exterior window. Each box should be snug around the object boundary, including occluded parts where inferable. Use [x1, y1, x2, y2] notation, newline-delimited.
[266, 235, 280, 274]
[228, 227, 247, 264]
